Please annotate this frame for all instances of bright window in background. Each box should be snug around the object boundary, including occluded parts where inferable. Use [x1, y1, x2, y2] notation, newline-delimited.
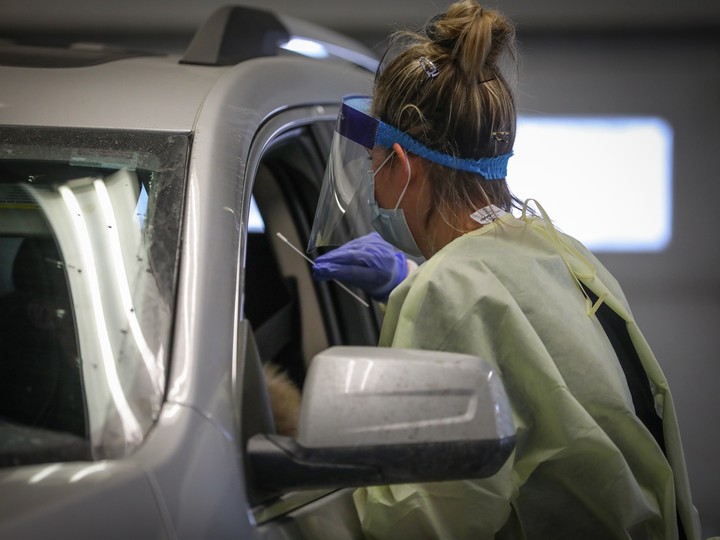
[507, 116, 673, 252]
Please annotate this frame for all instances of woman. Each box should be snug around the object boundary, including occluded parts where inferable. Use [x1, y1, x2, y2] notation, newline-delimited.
[310, 1, 700, 538]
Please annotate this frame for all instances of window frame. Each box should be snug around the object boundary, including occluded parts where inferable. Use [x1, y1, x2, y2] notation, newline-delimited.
[238, 105, 379, 524]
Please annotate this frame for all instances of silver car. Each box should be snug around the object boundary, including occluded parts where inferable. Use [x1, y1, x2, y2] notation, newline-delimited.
[0, 6, 514, 538]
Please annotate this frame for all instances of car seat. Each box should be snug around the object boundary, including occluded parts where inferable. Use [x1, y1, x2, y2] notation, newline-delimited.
[0, 236, 86, 438]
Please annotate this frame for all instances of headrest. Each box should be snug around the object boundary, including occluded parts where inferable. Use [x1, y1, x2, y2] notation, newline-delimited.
[12, 237, 66, 296]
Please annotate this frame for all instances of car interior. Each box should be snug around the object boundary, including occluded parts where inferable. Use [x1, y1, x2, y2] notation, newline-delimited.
[245, 122, 382, 392]
[0, 223, 91, 466]
[0, 155, 167, 467]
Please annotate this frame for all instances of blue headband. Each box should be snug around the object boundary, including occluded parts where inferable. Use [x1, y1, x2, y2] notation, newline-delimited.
[377, 122, 512, 179]
[339, 95, 513, 180]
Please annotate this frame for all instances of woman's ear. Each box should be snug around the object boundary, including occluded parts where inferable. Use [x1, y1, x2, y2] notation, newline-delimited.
[392, 143, 411, 181]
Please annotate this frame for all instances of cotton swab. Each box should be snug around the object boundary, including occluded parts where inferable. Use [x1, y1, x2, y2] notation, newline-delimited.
[275, 232, 370, 308]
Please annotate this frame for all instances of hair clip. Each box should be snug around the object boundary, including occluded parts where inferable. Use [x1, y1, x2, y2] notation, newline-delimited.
[491, 131, 510, 143]
[419, 56, 440, 78]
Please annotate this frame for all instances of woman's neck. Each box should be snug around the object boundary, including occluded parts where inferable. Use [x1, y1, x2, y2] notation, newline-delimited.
[419, 211, 483, 258]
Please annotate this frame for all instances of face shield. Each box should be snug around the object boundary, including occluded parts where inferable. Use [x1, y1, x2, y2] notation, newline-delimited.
[307, 95, 380, 252]
[308, 94, 514, 252]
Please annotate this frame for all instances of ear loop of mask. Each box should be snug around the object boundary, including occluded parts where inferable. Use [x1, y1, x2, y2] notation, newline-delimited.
[372, 145, 412, 211]
[392, 144, 412, 210]
[371, 151, 395, 179]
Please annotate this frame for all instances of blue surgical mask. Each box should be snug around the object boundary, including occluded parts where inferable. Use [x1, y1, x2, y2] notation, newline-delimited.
[369, 152, 423, 257]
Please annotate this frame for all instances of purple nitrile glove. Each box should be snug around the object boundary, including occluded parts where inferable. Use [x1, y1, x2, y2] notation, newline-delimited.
[312, 232, 408, 303]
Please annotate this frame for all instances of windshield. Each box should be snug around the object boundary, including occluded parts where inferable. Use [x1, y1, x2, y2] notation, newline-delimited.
[0, 126, 188, 465]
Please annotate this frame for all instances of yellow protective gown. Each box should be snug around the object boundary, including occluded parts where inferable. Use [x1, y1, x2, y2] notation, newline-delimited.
[354, 210, 700, 540]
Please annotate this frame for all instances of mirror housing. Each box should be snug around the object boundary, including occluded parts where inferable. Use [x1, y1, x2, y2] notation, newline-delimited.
[248, 347, 515, 492]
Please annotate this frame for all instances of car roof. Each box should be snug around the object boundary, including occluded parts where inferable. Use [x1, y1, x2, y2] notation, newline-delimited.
[0, 5, 378, 132]
[0, 52, 229, 131]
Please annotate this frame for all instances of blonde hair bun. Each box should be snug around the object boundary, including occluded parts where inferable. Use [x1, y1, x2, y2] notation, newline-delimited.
[424, 0, 515, 81]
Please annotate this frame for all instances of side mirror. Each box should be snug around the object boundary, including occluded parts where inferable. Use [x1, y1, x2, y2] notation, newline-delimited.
[248, 347, 515, 492]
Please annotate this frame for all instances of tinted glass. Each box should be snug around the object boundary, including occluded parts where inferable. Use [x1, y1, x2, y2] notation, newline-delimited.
[0, 127, 188, 465]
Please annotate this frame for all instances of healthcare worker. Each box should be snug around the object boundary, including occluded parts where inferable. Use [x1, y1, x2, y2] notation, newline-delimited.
[308, 1, 701, 538]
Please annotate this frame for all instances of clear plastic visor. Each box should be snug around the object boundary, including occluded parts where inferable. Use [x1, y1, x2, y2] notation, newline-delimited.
[307, 96, 379, 252]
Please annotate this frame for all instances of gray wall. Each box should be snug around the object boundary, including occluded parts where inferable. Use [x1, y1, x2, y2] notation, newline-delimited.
[515, 32, 720, 536]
